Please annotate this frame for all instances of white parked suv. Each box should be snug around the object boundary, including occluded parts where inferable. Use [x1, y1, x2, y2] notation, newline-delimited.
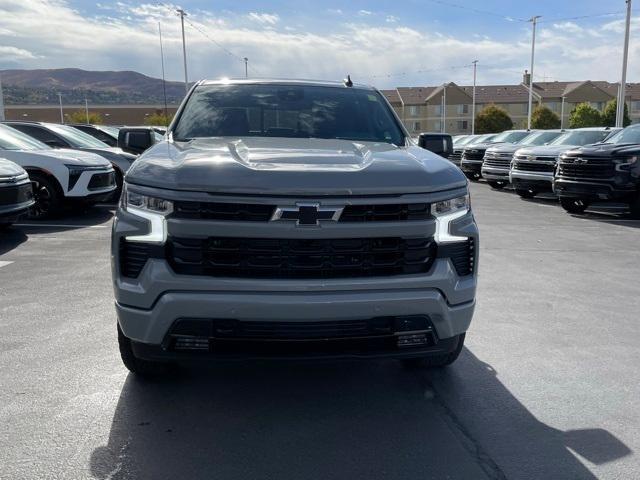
[0, 124, 116, 218]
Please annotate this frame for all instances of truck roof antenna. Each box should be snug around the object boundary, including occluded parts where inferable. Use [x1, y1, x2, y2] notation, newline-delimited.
[343, 75, 353, 87]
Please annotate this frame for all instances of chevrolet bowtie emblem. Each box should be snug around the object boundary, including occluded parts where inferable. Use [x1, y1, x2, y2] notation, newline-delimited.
[271, 203, 344, 226]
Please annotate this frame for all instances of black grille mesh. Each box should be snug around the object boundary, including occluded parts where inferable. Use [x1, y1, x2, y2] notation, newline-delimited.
[167, 236, 437, 279]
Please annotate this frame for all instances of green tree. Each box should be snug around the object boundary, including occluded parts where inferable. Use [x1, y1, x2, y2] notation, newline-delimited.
[568, 103, 602, 128]
[144, 112, 173, 127]
[531, 105, 560, 129]
[601, 99, 631, 127]
[66, 110, 104, 124]
[474, 104, 513, 133]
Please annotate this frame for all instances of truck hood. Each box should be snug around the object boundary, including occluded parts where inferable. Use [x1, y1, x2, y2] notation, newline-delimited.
[126, 137, 467, 195]
[486, 143, 524, 155]
[515, 144, 582, 158]
[0, 149, 111, 167]
[463, 141, 505, 152]
[562, 142, 640, 158]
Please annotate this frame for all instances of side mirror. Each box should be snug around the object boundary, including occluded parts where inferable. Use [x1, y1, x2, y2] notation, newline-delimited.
[118, 128, 156, 155]
[417, 133, 454, 158]
[44, 139, 65, 148]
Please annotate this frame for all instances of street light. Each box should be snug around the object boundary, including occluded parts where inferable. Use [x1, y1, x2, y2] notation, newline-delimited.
[177, 8, 189, 94]
[471, 60, 478, 134]
[527, 16, 541, 130]
[57, 92, 63, 123]
[616, 0, 632, 127]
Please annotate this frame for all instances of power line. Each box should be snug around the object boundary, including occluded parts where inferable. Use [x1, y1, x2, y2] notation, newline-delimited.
[368, 64, 474, 80]
[423, 0, 527, 22]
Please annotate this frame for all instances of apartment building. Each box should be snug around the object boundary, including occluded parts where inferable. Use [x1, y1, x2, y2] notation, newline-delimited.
[382, 74, 640, 135]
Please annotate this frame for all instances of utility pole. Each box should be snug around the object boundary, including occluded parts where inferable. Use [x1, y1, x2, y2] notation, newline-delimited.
[560, 96, 565, 129]
[158, 22, 169, 118]
[244, 57, 249, 78]
[58, 92, 63, 123]
[0, 75, 5, 121]
[616, 0, 632, 127]
[85, 98, 89, 124]
[471, 60, 478, 134]
[527, 15, 541, 130]
[177, 8, 189, 94]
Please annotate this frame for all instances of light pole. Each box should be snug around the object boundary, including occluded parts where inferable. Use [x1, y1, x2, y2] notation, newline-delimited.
[244, 57, 248, 78]
[441, 84, 447, 133]
[616, 0, 632, 127]
[0, 75, 5, 121]
[471, 60, 478, 134]
[158, 22, 169, 119]
[560, 96, 565, 129]
[527, 15, 541, 130]
[177, 8, 189, 94]
[85, 98, 89, 124]
[58, 93, 63, 123]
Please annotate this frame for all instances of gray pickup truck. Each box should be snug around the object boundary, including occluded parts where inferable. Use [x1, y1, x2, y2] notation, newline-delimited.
[112, 79, 478, 375]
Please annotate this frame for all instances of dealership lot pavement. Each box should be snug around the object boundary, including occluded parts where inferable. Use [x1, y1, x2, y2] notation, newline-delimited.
[1, 183, 639, 480]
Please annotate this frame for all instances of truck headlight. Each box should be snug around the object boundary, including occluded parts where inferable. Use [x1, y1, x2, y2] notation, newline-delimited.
[614, 155, 639, 171]
[431, 194, 470, 243]
[121, 183, 173, 243]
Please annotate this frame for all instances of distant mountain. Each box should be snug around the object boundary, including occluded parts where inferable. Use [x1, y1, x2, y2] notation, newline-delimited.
[0, 68, 188, 105]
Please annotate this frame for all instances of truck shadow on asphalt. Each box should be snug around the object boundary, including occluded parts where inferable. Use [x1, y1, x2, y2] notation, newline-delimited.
[89, 349, 631, 480]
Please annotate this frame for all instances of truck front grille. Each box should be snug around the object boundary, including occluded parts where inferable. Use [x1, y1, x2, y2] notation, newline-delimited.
[462, 150, 484, 161]
[0, 182, 33, 205]
[483, 155, 513, 168]
[167, 236, 437, 279]
[448, 150, 463, 164]
[172, 201, 431, 222]
[512, 161, 555, 173]
[557, 157, 615, 179]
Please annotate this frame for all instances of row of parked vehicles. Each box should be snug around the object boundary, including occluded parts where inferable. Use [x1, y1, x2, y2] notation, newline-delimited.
[449, 124, 640, 217]
[0, 121, 159, 228]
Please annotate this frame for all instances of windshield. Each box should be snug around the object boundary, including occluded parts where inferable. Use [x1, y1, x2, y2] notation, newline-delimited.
[550, 130, 612, 146]
[491, 131, 530, 143]
[173, 84, 405, 146]
[518, 131, 562, 146]
[0, 124, 50, 151]
[602, 126, 640, 145]
[47, 123, 110, 148]
[455, 135, 478, 146]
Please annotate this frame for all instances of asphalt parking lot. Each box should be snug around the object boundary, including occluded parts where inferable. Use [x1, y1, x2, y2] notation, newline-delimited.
[1, 182, 639, 480]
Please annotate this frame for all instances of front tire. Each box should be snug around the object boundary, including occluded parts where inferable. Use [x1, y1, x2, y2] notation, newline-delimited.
[560, 196, 589, 214]
[487, 180, 507, 190]
[401, 333, 465, 369]
[28, 172, 62, 219]
[464, 171, 480, 181]
[628, 193, 640, 220]
[516, 188, 537, 199]
[118, 325, 173, 376]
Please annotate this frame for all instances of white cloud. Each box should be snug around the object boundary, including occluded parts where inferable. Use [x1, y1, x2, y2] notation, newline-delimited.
[358, 10, 372, 16]
[386, 15, 399, 23]
[247, 12, 279, 26]
[0, 45, 39, 61]
[327, 9, 342, 15]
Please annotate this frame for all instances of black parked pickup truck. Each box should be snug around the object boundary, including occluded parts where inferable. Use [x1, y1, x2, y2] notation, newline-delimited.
[554, 124, 640, 218]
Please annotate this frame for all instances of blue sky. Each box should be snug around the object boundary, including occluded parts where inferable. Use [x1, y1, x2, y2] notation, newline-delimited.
[0, 1, 638, 88]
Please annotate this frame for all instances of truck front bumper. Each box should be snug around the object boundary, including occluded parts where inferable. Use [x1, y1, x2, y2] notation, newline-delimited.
[553, 178, 636, 201]
[510, 171, 554, 192]
[480, 165, 510, 182]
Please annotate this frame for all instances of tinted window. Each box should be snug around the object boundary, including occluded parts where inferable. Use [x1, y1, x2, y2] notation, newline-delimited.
[173, 84, 405, 146]
[10, 124, 67, 147]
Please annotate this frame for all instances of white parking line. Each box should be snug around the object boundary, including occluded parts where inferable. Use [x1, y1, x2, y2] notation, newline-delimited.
[13, 223, 108, 229]
[0, 261, 14, 269]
